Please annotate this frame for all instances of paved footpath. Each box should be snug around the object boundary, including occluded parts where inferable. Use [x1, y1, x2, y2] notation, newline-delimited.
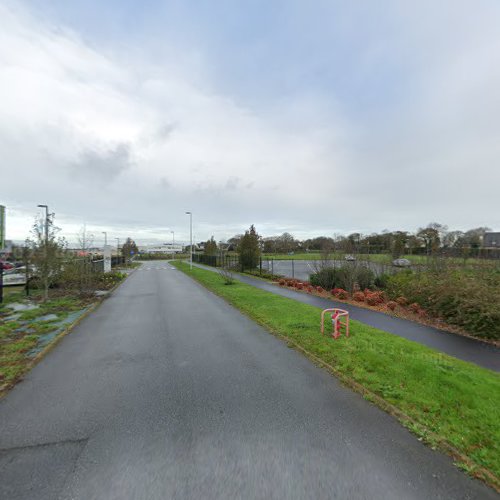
[0, 262, 497, 499]
[189, 262, 500, 372]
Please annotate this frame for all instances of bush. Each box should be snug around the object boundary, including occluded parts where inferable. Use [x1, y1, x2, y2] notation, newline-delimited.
[396, 296, 408, 306]
[310, 265, 375, 292]
[387, 301, 397, 311]
[310, 267, 337, 290]
[366, 294, 380, 306]
[409, 302, 421, 313]
[385, 267, 500, 339]
[374, 273, 390, 289]
[279, 279, 286, 286]
[336, 289, 349, 300]
[353, 291, 365, 302]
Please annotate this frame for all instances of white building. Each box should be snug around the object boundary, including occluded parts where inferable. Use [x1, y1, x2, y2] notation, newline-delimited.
[139, 243, 184, 254]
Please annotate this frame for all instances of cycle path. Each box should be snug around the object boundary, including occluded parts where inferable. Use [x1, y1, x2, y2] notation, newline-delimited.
[189, 262, 500, 372]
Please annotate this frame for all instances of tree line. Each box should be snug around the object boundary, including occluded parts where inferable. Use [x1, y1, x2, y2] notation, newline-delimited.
[202, 223, 494, 261]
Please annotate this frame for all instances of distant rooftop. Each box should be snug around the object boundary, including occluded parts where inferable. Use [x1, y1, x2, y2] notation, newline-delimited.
[483, 232, 500, 247]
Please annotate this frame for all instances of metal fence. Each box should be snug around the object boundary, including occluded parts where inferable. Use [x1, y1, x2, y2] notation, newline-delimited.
[190, 251, 500, 284]
[192, 253, 240, 269]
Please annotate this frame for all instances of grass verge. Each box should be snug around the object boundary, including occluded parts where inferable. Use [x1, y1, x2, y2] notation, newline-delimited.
[174, 261, 500, 490]
[0, 272, 128, 396]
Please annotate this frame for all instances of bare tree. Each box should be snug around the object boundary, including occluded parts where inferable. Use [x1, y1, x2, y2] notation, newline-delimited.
[27, 213, 66, 301]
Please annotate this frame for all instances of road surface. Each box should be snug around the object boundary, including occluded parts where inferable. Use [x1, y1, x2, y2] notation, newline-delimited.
[0, 262, 496, 499]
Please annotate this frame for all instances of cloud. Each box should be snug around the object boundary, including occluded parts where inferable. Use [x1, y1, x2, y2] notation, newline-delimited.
[70, 143, 132, 183]
[0, 1, 499, 244]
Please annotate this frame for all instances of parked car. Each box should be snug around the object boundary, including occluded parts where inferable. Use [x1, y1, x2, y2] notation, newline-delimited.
[0, 260, 14, 270]
[392, 258, 411, 268]
[2, 268, 27, 285]
[344, 254, 356, 261]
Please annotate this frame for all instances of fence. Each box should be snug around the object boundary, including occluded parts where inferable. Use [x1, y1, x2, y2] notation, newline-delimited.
[192, 253, 240, 269]
[189, 251, 500, 285]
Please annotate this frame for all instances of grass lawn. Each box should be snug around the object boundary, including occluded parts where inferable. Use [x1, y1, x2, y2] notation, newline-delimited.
[174, 261, 500, 488]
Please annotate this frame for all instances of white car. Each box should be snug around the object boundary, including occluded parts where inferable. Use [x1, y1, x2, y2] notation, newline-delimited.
[392, 258, 412, 268]
[344, 254, 356, 261]
[3, 272, 27, 286]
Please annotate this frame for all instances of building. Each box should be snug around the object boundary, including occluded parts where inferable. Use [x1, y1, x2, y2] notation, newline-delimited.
[483, 232, 500, 248]
[138, 243, 184, 254]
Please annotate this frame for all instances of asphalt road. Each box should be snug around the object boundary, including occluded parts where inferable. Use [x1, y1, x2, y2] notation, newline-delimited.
[0, 262, 497, 499]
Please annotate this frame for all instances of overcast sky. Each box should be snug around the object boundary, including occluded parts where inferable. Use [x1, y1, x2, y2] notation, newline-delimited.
[1, 0, 499, 245]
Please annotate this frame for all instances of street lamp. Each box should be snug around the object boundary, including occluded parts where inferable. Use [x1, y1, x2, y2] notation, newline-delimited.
[171, 231, 175, 261]
[185, 211, 192, 270]
[37, 204, 49, 301]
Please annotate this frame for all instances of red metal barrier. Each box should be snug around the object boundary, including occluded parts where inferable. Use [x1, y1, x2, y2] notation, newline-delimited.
[321, 308, 349, 339]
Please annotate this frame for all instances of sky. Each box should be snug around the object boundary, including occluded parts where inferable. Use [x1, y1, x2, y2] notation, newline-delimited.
[1, 0, 499, 245]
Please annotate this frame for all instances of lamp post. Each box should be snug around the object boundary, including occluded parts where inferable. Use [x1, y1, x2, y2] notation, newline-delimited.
[171, 231, 175, 261]
[185, 212, 192, 270]
[37, 204, 49, 301]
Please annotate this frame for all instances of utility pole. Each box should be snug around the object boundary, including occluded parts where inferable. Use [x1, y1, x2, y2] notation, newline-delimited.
[37, 204, 49, 301]
[185, 212, 192, 270]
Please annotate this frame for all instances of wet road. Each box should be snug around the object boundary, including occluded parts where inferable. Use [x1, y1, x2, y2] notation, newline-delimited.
[0, 262, 496, 499]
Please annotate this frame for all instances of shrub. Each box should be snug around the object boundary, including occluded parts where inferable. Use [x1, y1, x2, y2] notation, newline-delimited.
[336, 289, 349, 300]
[279, 279, 286, 286]
[366, 294, 380, 306]
[316, 286, 324, 293]
[386, 301, 397, 311]
[296, 283, 304, 290]
[353, 291, 365, 302]
[306, 286, 313, 293]
[355, 266, 376, 290]
[374, 273, 390, 289]
[386, 266, 500, 339]
[371, 291, 386, 304]
[310, 267, 338, 290]
[409, 302, 420, 313]
[396, 296, 408, 306]
[310, 265, 375, 292]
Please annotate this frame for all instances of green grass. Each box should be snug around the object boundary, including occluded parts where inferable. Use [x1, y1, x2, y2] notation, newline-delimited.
[174, 261, 500, 485]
